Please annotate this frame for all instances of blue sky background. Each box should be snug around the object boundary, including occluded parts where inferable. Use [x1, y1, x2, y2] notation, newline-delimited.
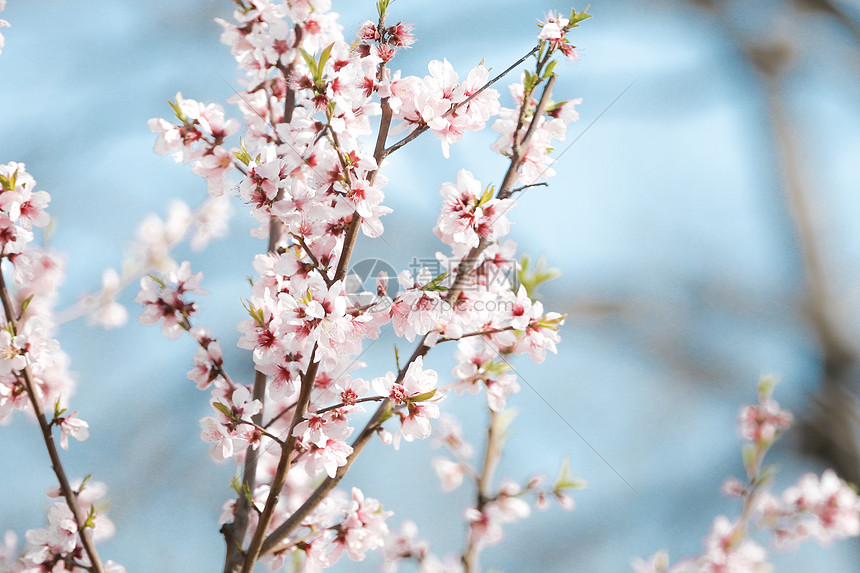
[1, 0, 860, 571]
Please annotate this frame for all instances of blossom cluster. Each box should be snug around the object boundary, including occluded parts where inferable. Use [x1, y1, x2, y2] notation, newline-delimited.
[0, 164, 122, 572]
[5, 481, 125, 573]
[1, 1, 588, 571]
[632, 377, 860, 573]
[138, 1, 584, 569]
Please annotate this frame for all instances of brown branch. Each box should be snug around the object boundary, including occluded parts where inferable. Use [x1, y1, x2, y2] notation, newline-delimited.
[462, 408, 503, 572]
[497, 74, 557, 199]
[0, 269, 106, 573]
[256, 72, 559, 557]
[332, 97, 393, 284]
[241, 351, 319, 572]
[260, 398, 392, 555]
[223, 25, 308, 571]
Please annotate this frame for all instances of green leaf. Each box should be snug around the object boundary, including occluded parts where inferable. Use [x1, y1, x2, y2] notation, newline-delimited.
[543, 59, 558, 79]
[394, 345, 401, 371]
[477, 184, 495, 207]
[300, 48, 318, 81]
[233, 139, 252, 166]
[146, 273, 166, 289]
[518, 254, 561, 298]
[523, 70, 539, 94]
[376, 0, 390, 19]
[0, 168, 17, 192]
[318, 43, 335, 75]
[20, 294, 34, 315]
[300, 48, 317, 76]
[421, 271, 449, 292]
[167, 99, 187, 123]
[229, 474, 243, 495]
[83, 505, 97, 529]
[241, 299, 265, 327]
[410, 389, 437, 403]
[243, 483, 254, 506]
[546, 100, 568, 114]
[756, 464, 777, 487]
[569, 7, 593, 27]
[53, 400, 67, 419]
[79, 474, 93, 492]
[213, 402, 235, 420]
[378, 400, 395, 424]
[757, 374, 778, 403]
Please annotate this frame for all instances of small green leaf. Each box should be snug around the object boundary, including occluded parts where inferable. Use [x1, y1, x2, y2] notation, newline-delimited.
[523, 70, 538, 94]
[79, 474, 93, 492]
[83, 505, 97, 529]
[318, 43, 335, 74]
[213, 402, 235, 420]
[410, 389, 437, 403]
[477, 184, 495, 207]
[300, 49, 318, 80]
[378, 400, 395, 424]
[376, 0, 390, 19]
[233, 139, 252, 166]
[20, 294, 34, 315]
[0, 169, 16, 192]
[229, 473, 243, 495]
[555, 463, 588, 489]
[394, 345, 401, 371]
[53, 400, 67, 420]
[543, 59, 558, 79]
[241, 299, 265, 327]
[518, 254, 561, 298]
[167, 99, 187, 123]
[757, 374, 778, 403]
[569, 7, 593, 27]
[146, 273, 166, 289]
[421, 271, 449, 292]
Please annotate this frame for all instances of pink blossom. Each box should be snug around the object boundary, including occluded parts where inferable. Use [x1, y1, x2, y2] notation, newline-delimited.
[82, 268, 128, 329]
[0, 329, 26, 375]
[382, 520, 428, 569]
[738, 398, 793, 444]
[299, 436, 353, 478]
[390, 269, 444, 342]
[538, 11, 578, 60]
[373, 357, 440, 442]
[432, 457, 466, 492]
[772, 469, 860, 547]
[325, 488, 392, 565]
[23, 503, 77, 565]
[57, 410, 89, 451]
[136, 261, 206, 339]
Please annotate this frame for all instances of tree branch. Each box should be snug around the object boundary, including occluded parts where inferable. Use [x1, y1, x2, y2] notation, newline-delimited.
[0, 269, 106, 573]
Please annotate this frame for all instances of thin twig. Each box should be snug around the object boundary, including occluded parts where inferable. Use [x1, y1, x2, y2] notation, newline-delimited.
[462, 408, 503, 572]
